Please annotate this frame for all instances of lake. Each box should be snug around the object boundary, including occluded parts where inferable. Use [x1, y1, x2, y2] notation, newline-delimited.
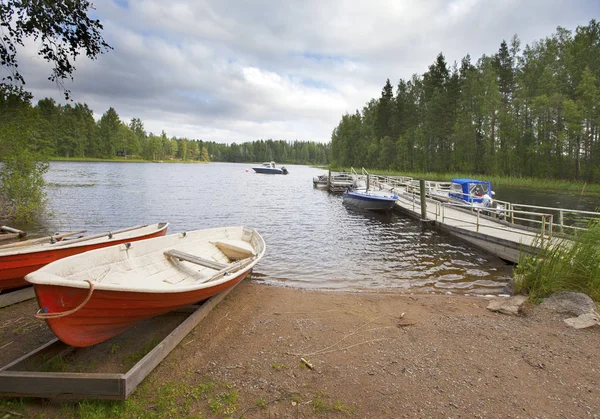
[34, 162, 519, 294]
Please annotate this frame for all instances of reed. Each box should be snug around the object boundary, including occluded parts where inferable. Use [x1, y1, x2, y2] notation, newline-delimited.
[514, 221, 600, 302]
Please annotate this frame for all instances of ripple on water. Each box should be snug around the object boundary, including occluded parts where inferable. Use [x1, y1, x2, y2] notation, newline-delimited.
[41, 162, 514, 293]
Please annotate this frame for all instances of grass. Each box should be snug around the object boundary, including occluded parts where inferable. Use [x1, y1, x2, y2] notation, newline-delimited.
[312, 393, 355, 416]
[337, 168, 600, 196]
[514, 221, 600, 303]
[271, 361, 288, 370]
[123, 337, 162, 369]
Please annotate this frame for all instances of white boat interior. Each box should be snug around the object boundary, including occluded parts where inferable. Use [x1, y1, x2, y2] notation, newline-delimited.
[25, 227, 265, 293]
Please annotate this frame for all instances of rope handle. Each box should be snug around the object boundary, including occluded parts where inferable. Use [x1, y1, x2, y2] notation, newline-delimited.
[35, 280, 95, 319]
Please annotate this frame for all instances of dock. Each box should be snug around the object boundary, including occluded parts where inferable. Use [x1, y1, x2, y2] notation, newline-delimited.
[394, 192, 545, 263]
[360, 172, 599, 263]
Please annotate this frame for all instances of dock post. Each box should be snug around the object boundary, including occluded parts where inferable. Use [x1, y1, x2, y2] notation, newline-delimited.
[419, 179, 427, 220]
[327, 169, 331, 190]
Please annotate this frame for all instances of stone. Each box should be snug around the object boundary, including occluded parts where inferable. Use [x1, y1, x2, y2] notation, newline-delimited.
[486, 295, 528, 316]
[540, 291, 597, 316]
[564, 312, 600, 329]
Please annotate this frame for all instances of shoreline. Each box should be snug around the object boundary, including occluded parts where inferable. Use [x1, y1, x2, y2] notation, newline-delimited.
[1, 281, 598, 417]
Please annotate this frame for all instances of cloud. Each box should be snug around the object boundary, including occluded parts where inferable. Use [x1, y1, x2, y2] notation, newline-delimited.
[13, 0, 600, 143]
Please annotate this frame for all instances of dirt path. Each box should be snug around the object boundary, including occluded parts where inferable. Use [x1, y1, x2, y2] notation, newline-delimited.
[1, 282, 599, 417]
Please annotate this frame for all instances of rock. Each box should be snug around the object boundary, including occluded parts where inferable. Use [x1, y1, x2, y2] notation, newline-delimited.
[540, 291, 597, 316]
[487, 295, 528, 315]
[564, 312, 600, 329]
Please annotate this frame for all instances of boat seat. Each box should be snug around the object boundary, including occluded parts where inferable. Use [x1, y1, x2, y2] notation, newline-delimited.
[212, 239, 256, 260]
[164, 250, 227, 270]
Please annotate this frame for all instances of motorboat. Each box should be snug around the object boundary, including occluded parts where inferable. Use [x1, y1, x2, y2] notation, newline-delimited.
[0, 223, 169, 291]
[252, 162, 288, 175]
[342, 178, 398, 211]
[26, 226, 265, 347]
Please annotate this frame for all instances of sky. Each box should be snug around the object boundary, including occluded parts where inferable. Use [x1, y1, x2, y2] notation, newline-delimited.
[15, 0, 600, 144]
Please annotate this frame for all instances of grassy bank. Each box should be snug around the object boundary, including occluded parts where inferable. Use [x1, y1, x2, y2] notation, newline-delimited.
[514, 221, 600, 302]
[332, 168, 600, 196]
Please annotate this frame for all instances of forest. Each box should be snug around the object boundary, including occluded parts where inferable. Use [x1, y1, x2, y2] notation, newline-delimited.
[331, 20, 600, 182]
[0, 93, 330, 165]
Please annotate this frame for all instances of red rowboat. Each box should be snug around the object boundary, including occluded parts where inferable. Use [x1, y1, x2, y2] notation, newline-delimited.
[25, 226, 265, 347]
[0, 223, 169, 291]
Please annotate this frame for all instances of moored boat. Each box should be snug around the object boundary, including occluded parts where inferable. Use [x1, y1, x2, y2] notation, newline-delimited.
[342, 178, 398, 211]
[0, 223, 168, 291]
[252, 161, 288, 175]
[313, 173, 328, 189]
[25, 226, 265, 347]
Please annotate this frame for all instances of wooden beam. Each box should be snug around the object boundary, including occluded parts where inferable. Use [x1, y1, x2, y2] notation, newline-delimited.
[0, 371, 125, 399]
[164, 249, 227, 270]
[0, 287, 35, 308]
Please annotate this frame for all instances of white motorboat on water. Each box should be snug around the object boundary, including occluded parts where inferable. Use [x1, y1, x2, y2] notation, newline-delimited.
[252, 162, 288, 175]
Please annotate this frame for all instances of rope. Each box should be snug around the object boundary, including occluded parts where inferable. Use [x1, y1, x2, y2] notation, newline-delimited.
[35, 280, 95, 319]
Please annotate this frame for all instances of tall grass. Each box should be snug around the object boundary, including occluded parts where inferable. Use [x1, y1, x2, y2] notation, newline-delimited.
[338, 168, 600, 196]
[514, 221, 600, 302]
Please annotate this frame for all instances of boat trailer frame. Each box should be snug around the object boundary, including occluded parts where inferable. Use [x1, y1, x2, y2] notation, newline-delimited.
[0, 287, 234, 400]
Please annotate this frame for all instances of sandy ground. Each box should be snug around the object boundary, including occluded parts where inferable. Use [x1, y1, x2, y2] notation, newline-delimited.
[0, 281, 599, 418]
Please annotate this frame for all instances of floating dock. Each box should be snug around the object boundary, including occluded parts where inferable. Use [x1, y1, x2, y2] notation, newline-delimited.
[393, 192, 545, 263]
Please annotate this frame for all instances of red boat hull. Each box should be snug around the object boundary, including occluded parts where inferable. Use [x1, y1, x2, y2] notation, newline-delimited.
[33, 270, 250, 347]
[0, 228, 167, 291]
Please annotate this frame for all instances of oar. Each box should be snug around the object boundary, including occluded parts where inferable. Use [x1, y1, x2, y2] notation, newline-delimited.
[0, 230, 87, 250]
[53, 224, 147, 246]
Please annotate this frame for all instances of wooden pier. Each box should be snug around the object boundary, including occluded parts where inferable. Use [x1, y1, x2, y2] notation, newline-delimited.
[393, 192, 548, 263]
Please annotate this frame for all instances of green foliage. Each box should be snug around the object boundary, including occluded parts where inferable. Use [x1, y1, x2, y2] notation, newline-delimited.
[0, 87, 49, 222]
[208, 389, 239, 416]
[331, 19, 600, 183]
[514, 221, 600, 302]
[0, 0, 111, 99]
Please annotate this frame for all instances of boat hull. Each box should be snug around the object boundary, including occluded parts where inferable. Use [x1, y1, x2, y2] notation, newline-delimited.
[342, 192, 398, 211]
[0, 225, 168, 291]
[33, 270, 250, 347]
[252, 167, 284, 174]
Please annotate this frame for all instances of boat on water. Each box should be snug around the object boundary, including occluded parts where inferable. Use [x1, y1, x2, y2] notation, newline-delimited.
[342, 178, 398, 212]
[0, 223, 169, 291]
[25, 226, 265, 347]
[252, 161, 288, 175]
[313, 173, 328, 189]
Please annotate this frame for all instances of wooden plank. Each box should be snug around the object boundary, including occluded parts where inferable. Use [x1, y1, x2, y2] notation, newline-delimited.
[0, 371, 125, 399]
[0, 339, 62, 372]
[123, 287, 236, 397]
[0, 287, 35, 308]
[164, 249, 227, 270]
[0, 232, 19, 241]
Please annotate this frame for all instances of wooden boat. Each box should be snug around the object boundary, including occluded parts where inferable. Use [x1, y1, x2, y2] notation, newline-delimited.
[25, 226, 265, 347]
[0, 223, 168, 291]
[252, 161, 289, 174]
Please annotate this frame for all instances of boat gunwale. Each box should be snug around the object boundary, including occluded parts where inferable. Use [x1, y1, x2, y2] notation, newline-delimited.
[25, 226, 266, 294]
[0, 223, 169, 256]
